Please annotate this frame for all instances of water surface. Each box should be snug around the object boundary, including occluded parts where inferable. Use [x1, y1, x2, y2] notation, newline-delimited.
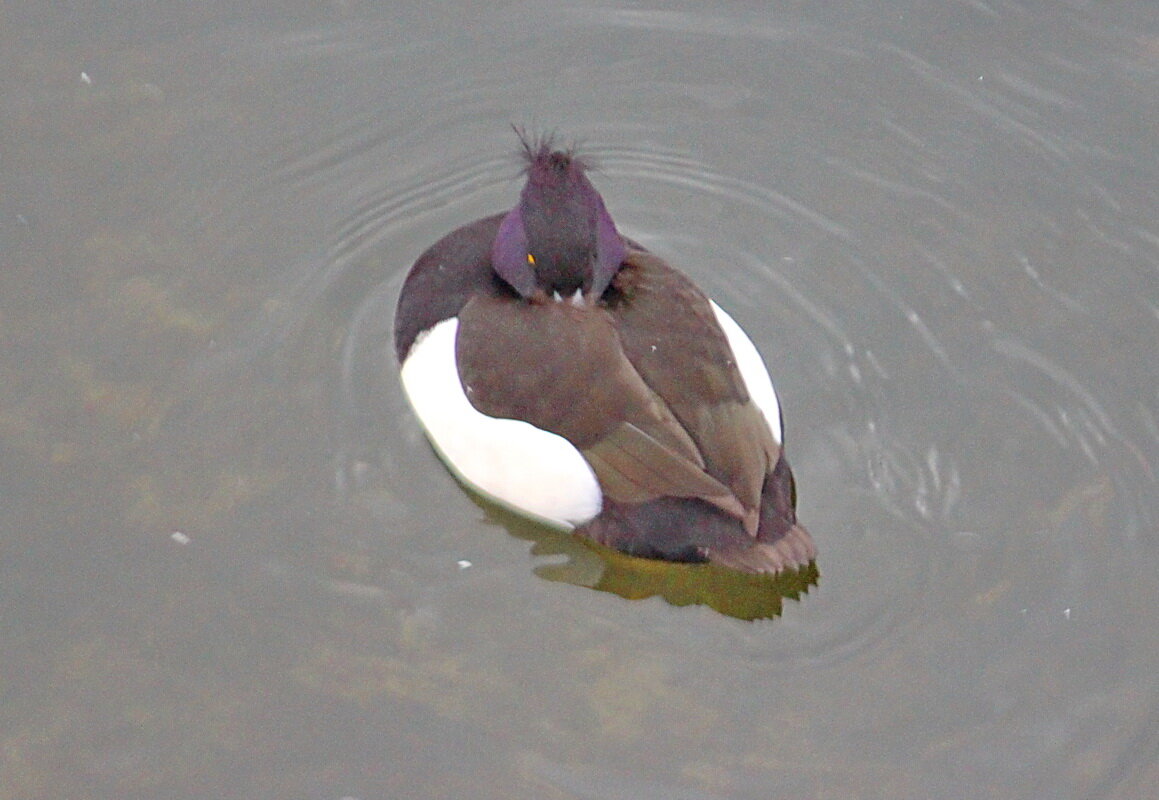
[2, 2, 1157, 798]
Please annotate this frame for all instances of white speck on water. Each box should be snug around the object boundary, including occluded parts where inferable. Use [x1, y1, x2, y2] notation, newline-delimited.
[170, 531, 191, 545]
[80, 71, 92, 85]
[456, 559, 472, 569]
[1064, 607, 1071, 620]
[865, 348, 890, 379]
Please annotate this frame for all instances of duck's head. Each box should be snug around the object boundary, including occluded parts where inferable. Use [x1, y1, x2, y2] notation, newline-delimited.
[491, 135, 627, 302]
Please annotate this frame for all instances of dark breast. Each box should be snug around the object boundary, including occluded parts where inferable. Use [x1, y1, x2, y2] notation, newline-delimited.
[394, 212, 508, 362]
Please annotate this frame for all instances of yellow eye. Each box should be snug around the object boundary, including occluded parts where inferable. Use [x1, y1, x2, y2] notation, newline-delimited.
[526, 253, 536, 266]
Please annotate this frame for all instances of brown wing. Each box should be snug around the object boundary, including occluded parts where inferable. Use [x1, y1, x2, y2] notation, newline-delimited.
[607, 250, 782, 534]
[454, 293, 747, 521]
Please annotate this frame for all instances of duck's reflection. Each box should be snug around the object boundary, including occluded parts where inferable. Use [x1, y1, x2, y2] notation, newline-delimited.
[481, 498, 818, 621]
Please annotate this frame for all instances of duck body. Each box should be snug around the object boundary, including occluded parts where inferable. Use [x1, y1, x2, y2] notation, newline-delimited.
[394, 136, 815, 574]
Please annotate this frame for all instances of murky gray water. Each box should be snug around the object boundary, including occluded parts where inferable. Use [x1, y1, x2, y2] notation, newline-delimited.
[2, 2, 1157, 798]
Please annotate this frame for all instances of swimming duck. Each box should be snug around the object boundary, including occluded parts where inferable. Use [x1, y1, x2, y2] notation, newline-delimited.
[394, 133, 815, 574]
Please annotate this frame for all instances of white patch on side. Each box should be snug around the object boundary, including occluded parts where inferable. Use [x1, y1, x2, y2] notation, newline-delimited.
[400, 317, 602, 528]
[710, 302, 783, 444]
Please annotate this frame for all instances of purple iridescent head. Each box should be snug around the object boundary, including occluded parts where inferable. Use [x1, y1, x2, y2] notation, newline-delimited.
[491, 132, 627, 300]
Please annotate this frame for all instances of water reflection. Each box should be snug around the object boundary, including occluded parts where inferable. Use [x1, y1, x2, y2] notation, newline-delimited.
[476, 498, 819, 620]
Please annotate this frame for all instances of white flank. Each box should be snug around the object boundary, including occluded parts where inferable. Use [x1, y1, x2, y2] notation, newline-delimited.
[400, 317, 602, 528]
[710, 302, 783, 444]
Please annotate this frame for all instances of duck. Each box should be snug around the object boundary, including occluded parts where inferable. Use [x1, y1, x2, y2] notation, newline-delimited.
[393, 132, 815, 575]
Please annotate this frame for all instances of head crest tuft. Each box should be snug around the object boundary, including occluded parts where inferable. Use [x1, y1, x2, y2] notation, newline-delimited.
[510, 124, 591, 173]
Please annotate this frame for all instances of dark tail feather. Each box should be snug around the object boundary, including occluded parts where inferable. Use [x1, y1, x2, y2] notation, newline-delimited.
[578, 495, 816, 576]
[710, 522, 815, 575]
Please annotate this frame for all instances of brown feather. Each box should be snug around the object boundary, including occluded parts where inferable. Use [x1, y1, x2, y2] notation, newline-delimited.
[455, 293, 753, 521]
[582, 422, 745, 518]
[608, 251, 781, 534]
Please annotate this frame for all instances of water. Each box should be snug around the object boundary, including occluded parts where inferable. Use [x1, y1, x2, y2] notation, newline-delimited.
[2, 2, 1156, 798]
